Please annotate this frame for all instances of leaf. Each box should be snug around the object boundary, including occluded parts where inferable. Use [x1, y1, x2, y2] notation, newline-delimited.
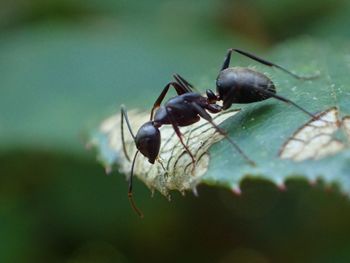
[90, 38, 350, 196]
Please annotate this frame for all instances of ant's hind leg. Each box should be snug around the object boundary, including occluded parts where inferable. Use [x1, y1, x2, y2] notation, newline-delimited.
[253, 86, 317, 119]
[229, 48, 319, 80]
[190, 102, 256, 166]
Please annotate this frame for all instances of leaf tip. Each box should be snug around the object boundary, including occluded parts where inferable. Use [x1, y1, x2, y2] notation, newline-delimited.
[85, 143, 91, 150]
[308, 179, 317, 187]
[277, 182, 287, 192]
[192, 186, 199, 197]
[105, 166, 113, 175]
[231, 186, 242, 196]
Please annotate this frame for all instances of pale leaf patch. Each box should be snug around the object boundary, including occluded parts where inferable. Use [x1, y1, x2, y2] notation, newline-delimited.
[280, 107, 350, 161]
[95, 109, 240, 196]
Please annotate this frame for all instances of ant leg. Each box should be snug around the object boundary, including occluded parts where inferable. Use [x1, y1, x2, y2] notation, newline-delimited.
[253, 86, 317, 119]
[173, 74, 197, 93]
[121, 105, 136, 162]
[191, 102, 256, 166]
[150, 82, 188, 120]
[228, 48, 319, 80]
[174, 74, 201, 94]
[220, 49, 233, 71]
[128, 150, 144, 218]
[165, 107, 197, 167]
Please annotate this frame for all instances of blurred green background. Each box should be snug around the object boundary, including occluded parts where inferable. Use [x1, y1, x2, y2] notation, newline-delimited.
[1, 0, 350, 262]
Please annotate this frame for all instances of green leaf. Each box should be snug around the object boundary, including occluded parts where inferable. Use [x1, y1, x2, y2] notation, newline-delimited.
[90, 38, 350, 196]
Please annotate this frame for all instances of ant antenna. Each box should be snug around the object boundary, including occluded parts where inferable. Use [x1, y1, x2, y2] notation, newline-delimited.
[121, 106, 144, 218]
[128, 150, 144, 218]
[121, 105, 136, 162]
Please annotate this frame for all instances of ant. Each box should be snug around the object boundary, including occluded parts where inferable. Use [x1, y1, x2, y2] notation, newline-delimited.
[120, 48, 318, 218]
[121, 73, 253, 218]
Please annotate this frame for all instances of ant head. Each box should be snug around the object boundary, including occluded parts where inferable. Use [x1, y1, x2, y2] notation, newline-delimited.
[135, 121, 161, 164]
[206, 89, 218, 103]
[216, 69, 237, 110]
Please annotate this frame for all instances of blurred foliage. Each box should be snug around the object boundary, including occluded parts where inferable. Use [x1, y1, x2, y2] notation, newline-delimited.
[1, 0, 350, 262]
[218, 0, 346, 43]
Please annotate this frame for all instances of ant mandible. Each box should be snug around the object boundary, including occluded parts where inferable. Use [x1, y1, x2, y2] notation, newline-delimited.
[121, 73, 253, 217]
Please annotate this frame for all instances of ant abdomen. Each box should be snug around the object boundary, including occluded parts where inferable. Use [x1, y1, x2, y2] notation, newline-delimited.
[217, 67, 276, 110]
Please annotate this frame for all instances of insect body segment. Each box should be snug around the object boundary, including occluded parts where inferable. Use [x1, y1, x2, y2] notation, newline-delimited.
[214, 48, 318, 118]
[217, 67, 276, 108]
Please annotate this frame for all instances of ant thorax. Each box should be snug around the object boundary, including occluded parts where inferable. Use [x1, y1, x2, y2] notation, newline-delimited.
[153, 106, 169, 126]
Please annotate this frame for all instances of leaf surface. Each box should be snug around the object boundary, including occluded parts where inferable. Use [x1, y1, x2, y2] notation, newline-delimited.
[91, 39, 350, 195]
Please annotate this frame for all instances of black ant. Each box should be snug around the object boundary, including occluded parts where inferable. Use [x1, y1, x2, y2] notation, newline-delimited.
[121, 73, 253, 218]
[120, 48, 318, 218]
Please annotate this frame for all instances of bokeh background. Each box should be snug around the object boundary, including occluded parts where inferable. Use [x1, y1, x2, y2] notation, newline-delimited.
[1, 0, 350, 262]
